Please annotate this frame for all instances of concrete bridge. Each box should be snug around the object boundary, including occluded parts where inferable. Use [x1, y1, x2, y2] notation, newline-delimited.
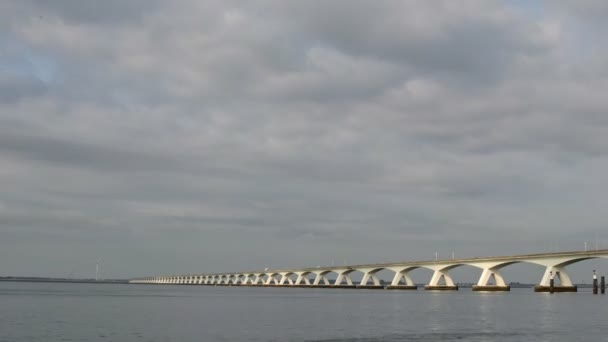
[130, 249, 608, 292]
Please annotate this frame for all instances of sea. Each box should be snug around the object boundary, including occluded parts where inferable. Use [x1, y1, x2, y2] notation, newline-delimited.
[1, 281, 607, 342]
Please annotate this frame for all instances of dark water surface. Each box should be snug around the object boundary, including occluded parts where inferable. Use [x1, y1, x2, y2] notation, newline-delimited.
[1, 282, 607, 342]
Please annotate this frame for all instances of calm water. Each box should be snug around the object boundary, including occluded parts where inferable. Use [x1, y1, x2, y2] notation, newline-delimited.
[1, 282, 607, 342]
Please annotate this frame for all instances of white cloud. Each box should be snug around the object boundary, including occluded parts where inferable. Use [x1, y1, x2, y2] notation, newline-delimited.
[1, 1, 608, 278]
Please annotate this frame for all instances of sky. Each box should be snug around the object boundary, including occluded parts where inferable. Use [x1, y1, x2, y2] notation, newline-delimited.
[1, 1, 608, 282]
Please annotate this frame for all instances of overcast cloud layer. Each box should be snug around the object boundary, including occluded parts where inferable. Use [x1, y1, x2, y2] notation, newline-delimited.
[1, 0, 608, 280]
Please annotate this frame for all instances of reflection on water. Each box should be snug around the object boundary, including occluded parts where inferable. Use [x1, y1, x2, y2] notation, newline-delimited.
[0, 283, 606, 342]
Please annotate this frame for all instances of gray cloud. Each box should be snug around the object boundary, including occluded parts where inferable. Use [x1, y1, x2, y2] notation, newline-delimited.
[1, 1, 607, 281]
[19, 0, 163, 25]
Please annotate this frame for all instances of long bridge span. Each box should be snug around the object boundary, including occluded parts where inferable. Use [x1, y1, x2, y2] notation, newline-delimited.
[130, 249, 608, 292]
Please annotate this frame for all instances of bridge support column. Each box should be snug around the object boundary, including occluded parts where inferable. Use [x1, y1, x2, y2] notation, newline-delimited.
[357, 268, 384, 289]
[334, 271, 355, 288]
[295, 273, 311, 286]
[265, 274, 280, 286]
[534, 266, 577, 292]
[472, 268, 510, 291]
[313, 272, 332, 287]
[252, 274, 264, 286]
[386, 269, 417, 290]
[279, 273, 295, 286]
[425, 269, 458, 291]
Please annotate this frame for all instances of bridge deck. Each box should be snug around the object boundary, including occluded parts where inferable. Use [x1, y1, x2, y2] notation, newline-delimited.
[167, 249, 608, 277]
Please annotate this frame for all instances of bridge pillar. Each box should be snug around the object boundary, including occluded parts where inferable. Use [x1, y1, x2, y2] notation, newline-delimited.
[279, 273, 295, 286]
[472, 267, 510, 291]
[265, 273, 280, 286]
[357, 268, 384, 289]
[295, 272, 312, 286]
[534, 266, 577, 292]
[425, 267, 458, 291]
[334, 270, 355, 288]
[386, 268, 417, 290]
[313, 272, 332, 287]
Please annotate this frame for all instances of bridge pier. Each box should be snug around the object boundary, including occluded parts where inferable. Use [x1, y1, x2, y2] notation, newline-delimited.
[534, 285, 577, 292]
[386, 285, 418, 290]
[387, 268, 417, 289]
[294, 272, 312, 286]
[334, 269, 355, 286]
[355, 285, 385, 289]
[424, 285, 459, 290]
[534, 265, 577, 292]
[425, 266, 458, 291]
[313, 272, 332, 286]
[472, 285, 510, 291]
[472, 266, 510, 291]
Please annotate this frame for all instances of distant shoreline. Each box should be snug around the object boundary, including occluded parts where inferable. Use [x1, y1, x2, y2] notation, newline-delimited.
[0, 277, 129, 284]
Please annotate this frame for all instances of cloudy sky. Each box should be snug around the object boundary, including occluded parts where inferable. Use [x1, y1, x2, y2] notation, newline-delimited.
[1, 0, 608, 281]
